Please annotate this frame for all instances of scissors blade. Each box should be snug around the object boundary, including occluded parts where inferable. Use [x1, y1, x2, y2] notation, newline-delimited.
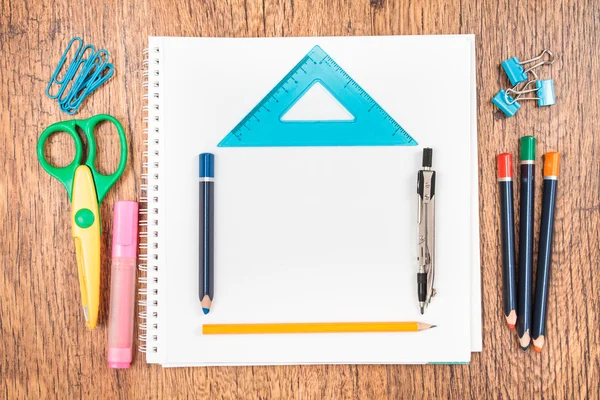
[71, 165, 101, 330]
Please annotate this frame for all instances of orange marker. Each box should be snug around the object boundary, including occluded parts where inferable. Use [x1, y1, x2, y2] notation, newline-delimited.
[532, 153, 560, 352]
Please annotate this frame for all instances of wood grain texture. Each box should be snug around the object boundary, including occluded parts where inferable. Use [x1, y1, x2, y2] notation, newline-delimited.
[1, 0, 599, 398]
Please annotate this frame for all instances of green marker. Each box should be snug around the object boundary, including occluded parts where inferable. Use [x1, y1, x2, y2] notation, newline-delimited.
[517, 136, 536, 350]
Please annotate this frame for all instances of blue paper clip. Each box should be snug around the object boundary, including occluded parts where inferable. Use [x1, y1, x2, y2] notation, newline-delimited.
[56, 58, 88, 105]
[62, 65, 114, 111]
[77, 44, 97, 67]
[492, 90, 521, 117]
[59, 50, 109, 107]
[60, 66, 114, 114]
[501, 49, 554, 86]
[46, 37, 84, 99]
[46, 37, 114, 114]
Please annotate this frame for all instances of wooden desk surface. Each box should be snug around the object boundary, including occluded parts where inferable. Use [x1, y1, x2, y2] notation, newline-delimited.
[1, 0, 599, 398]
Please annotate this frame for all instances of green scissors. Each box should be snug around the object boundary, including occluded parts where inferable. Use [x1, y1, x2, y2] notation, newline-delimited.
[37, 114, 127, 329]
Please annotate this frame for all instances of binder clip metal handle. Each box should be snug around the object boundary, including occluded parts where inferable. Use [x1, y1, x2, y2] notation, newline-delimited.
[501, 49, 554, 86]
[492, 90, 521, 117]
[505, 79, 555, 108]
[505, 79, 538, 104]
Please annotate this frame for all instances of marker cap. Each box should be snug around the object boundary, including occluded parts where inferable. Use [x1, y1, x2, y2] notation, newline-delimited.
[199, 153, 214, 178]
[520, 136, 536, 161]
[543, 152, 560, 177]
[112, 201, 139, 258]
[497, 153, 513, 179]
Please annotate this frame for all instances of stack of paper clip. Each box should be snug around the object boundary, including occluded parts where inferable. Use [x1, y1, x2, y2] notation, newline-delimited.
[45, 37, 114, 115]
[492, 50, 556, 117]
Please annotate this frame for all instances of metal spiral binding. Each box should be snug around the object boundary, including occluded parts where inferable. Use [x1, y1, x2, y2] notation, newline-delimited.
[139, 46, 161, 355]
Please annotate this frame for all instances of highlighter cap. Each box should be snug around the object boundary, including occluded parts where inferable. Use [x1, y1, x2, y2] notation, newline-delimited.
[497, 153, 513, 179]
[108, 348, 132, 369]
[112, 201, 139, 258]
[520, 136, 536, 161]
[544, 152, 560, 177]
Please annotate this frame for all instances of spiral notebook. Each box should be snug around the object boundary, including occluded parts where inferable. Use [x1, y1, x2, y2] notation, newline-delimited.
[140, 35, 481, 366]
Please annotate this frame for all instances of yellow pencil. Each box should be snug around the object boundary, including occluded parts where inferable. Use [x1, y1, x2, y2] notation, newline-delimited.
[203, 321, 436, 335]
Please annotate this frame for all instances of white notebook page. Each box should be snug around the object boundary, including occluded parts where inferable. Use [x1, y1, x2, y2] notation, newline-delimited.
[149, 35, 478, 365]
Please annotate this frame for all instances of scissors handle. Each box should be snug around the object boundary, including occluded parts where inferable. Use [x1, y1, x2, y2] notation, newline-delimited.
[37, 115, 128, 203]
[37, 120, 84, 201]
[79, 114, 128, 204]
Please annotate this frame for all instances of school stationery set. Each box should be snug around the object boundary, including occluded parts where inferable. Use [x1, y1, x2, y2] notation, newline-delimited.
[44, 34, 570, 366]
[497, 139, 560, 352]
[38, 32, 565, 367]
[137, 35, 481, 366]
[39, 39, 137, 368]
[492, 49, 556, 117]
[493, 50, 561, 352]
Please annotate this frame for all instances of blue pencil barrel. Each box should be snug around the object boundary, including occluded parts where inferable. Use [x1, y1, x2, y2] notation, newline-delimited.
[532, 179, 557, 339]
[199, 153, 215, 306]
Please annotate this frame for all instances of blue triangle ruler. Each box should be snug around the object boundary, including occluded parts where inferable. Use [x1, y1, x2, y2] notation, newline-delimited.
[218, 45, 417, 147]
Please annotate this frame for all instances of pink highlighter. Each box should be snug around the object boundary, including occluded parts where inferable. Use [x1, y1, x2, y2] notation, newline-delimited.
[108, 201, 139, 368]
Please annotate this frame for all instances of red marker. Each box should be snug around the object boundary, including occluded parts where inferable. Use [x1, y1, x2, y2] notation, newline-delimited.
[498, 153, 517, 330]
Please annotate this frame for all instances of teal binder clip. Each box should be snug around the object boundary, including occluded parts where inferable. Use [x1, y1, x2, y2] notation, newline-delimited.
[506, 78, 555, 108]
[535, 79, 555, 107]
[218, 45, 416, 147]
[501, 50, 554, 86]
[492, 90, 521, 117]
[502, 57, 529, 86]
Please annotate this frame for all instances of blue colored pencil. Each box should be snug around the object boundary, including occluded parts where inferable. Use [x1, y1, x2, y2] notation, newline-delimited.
[199, 153, 215, 314]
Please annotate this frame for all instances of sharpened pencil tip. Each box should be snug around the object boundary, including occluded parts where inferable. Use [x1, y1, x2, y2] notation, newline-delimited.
[201, 295, 212, 314]
[532, 335, 545, 352]
[430, 325, 437, 329]
[506, 311, 517, 329]
[519, 331, 531, 349]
